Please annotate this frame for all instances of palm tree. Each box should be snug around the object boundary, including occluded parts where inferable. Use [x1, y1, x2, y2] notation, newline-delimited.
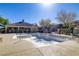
[0, 16, 9, 25]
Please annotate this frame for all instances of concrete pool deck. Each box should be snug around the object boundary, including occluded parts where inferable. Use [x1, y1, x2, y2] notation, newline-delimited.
[0, 34, 79, 56]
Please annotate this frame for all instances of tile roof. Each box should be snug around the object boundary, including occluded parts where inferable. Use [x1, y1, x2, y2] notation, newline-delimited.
[8, 20, 36, 27]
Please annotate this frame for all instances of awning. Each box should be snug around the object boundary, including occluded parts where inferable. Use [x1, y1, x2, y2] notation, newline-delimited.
[0, 26, 4, 29]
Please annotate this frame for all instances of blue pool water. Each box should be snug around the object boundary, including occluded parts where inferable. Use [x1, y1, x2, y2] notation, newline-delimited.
[16, 33, 72, 43]
[15, 33, 72, 47]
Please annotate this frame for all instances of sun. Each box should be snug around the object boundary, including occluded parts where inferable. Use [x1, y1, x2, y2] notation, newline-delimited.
[41, 3, 53, 7]
[39, 3, 55, 11]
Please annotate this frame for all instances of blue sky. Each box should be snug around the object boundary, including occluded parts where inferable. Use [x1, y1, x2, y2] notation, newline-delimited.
[0, 3, 79, 24]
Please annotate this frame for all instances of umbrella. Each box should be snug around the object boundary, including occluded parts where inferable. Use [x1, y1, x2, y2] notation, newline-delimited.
[0, 23, 4, 29]
[0, 26, 4, 29]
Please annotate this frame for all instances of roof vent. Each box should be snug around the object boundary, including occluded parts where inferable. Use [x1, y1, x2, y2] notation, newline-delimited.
[19, 19, 24, 23]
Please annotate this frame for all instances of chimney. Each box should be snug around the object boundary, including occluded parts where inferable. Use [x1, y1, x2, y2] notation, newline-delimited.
[22, 19, 24, 22]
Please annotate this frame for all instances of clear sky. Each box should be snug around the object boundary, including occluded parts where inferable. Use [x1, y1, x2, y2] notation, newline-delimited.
[0, 3, 79, 24]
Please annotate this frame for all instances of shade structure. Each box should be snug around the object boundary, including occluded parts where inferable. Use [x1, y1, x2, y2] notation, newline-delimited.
[0, 23, 4, 29]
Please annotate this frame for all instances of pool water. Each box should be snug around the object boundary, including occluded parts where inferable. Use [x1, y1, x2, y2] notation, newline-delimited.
[14, 33, 72, 47]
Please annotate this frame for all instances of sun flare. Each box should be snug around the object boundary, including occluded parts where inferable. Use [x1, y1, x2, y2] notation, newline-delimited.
[41, 3, 53, 7]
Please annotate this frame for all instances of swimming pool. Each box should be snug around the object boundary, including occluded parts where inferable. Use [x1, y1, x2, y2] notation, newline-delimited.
[14, 33, 72, 47]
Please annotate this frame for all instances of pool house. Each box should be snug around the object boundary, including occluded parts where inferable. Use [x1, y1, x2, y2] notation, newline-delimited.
[5, 20, 38, 33]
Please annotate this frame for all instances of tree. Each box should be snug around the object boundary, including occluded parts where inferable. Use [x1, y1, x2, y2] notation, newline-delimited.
[56, 10, 77, 34]
[0, 16, 9, 25]
[39, 19, 52, 28]
[39, 19, 52, 33]
[56, 10, 77, 27]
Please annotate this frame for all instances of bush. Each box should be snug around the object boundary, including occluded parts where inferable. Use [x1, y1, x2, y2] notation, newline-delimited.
[59, 28, 71, 35]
